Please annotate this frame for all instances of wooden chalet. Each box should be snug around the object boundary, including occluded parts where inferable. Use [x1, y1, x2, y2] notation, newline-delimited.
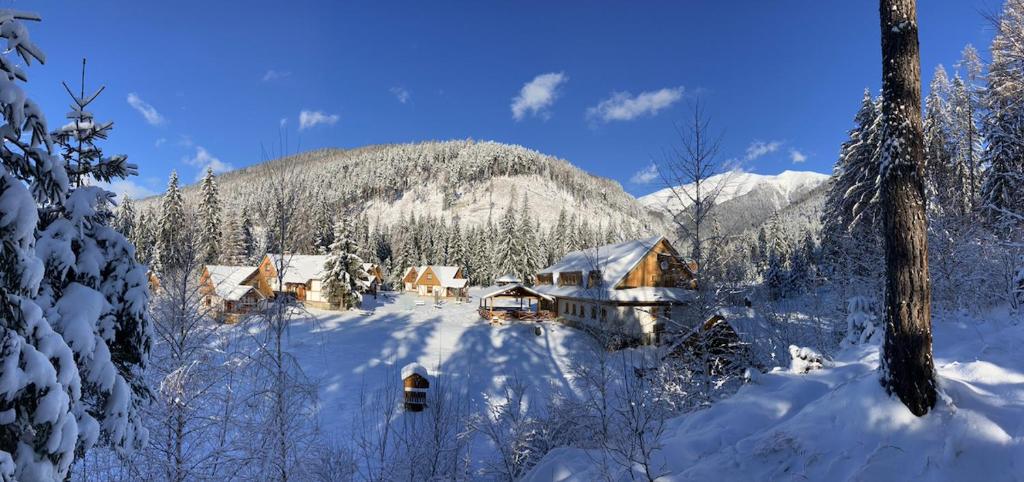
[401, 265, 469, 299]
[253, 254, 336, 310]
[200, 265, 265, 322]
[362, 263, 384, 292]
[534, 235, 697, 343]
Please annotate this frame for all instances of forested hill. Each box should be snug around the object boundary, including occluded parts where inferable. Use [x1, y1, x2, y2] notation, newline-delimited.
[139, 140, 664, 235]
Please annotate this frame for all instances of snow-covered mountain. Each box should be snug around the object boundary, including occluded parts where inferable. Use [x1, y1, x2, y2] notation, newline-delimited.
[140, 140, 667, 234]
[639, 170, 831, 235]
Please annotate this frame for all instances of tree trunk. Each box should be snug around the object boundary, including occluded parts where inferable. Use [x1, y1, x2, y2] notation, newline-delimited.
[878, 0, 937, 416]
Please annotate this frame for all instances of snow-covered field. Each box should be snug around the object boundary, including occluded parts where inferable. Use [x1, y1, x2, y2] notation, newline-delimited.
[283, 289, 594, 437]
[527, 309, 1024, 481]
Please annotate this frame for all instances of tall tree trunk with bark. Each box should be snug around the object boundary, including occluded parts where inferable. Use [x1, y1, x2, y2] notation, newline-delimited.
[878, 0, 937, 416]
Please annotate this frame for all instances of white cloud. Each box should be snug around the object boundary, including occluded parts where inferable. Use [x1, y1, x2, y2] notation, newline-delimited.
[183, 146, 233, 179]
[390, 86, 411, 104]
[154, 137, 167, 148]
[743, 140, 782, 161]
[126, 93, 165, 126]
[511, 72, 568, 121]
[586, 86, 684, 123]
[630, 163, 660, 185]
[789, 149, 807, 163]
[279, 117, 288, 128]
[98, 179, 157, 200]
[298, 110, 340, 130]
[262, 69, 291, 82]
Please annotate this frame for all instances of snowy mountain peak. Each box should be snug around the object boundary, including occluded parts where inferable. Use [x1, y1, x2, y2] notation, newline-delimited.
[638, 170, 830, 212]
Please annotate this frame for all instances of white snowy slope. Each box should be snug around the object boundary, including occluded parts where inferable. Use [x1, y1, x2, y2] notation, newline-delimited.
[526, 308, 1024, 481]
[639, 170, 830, 213]
[139, 140, 666, 233]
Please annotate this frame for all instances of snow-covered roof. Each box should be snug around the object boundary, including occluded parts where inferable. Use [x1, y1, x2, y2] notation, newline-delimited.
[416, 265, 467, 288]
[205, 265, 261, 301]
[533, 284, 694, 304]
[479, 283, 554, 301]
[495, 273, 521, 283]
[538, 235, 665, 289]
[401, 362, 429, 380]
[267, 254, 328, 284]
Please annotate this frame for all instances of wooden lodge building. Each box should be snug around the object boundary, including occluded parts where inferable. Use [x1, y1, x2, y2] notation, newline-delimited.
[200, 265, 266, 322]
[534, 235, 697, 342]
[401, 265, 469, 299]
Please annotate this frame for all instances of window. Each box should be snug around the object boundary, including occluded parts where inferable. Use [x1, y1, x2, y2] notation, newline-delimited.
[590, 306, 597, 319]
[426, 274, 433, 280]
[563, 303, 568, 314]
[601, 308, 607, 320]
[571, 304, 577, 316]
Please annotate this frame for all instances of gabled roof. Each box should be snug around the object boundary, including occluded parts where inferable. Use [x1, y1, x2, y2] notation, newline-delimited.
[267, 254, 329, 284]
[205, 265, 262, 301]
[416, 265, 466, 288]
[538, 235, 665, 289]
[479, 283, 554, 301]
[495, 273, 521, 283]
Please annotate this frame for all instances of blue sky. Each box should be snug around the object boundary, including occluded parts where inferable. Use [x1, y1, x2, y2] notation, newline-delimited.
[23, 1, 998, 198]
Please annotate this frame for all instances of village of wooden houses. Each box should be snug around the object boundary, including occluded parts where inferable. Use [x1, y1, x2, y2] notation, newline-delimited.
[196, 235, 703, 346]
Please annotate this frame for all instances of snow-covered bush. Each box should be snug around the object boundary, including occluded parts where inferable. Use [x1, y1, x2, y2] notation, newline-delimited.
[842, 296, 879, 346]
[788, 345, 831, 374]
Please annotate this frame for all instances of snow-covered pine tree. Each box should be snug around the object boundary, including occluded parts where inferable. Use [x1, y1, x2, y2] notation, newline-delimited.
[820, 90, 885, 295]
[447, 218, 466, 270]
[153, 171, 188, 276]
[955, 44, 985, 211]
[980, 3, 1024, 231]
[238, 207, 256, 264]
[219, 214, 245, 265]
[0, 12, 86, 479]
[43, 59, 153, 460]
[133, 208, 154, 265]
[495, 197, 523, 282]
[114, 196, 136, 240]
[518, 194, 541, 284]
[311, 200, 334, 254]
[198, 167, 222, 265]
[322, 217, 369, 309]
[922, 66, 959, 214]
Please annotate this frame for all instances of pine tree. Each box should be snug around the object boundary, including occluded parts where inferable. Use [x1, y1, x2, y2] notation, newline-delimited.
[115, 196, 137, 240]
[518, 194, 541, 284]
[45, 60, 154, 459]
[0, 13, 96, 478]
[239, 207, 256, 264]
[311, 201, 334, 254]
[134, 209, 154, 264]
[981, 2, 1024, 230]
[154, 171, 188, 275]
[495, 198, 523, 281]
[956, 43, 985, 211]
[820, 90, 885, 293]
[922, 66, 958, 214]
[322, 217, 369, 309]
[447, 218, 467, 270]
[198, 167, 222, 265]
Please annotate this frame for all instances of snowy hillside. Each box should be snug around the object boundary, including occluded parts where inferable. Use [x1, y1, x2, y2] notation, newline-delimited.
[138, 140, 666, 234]
[526, 308, 1024, 481]
[639, 170, 829, 235]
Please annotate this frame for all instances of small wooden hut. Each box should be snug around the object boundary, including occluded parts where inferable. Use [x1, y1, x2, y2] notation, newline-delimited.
[402, 363, 430, 412]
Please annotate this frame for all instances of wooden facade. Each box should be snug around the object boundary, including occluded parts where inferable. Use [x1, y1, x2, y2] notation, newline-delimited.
[617, 238, 697, 290]
[535, 236, 697, 343]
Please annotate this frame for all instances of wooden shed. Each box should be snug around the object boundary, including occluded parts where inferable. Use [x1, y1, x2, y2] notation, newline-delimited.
[402, 363, 430, 412]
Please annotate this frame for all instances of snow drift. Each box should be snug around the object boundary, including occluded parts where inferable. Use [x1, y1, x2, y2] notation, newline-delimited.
[526, 311, 1024, 481]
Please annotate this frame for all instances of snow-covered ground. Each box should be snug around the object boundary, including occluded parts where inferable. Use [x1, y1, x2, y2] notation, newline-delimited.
[527, 308, 1024, 481]
[283, 289, 594, 437]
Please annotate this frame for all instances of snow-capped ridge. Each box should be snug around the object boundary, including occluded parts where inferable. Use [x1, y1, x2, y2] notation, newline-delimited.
[638, 169, 830, 211]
